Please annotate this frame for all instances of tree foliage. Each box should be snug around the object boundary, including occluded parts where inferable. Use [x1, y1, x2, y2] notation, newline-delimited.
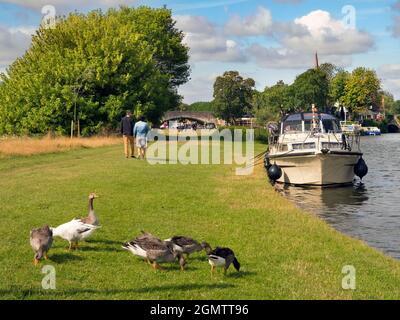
[340, 67, 381, 114]
[186, 101, 214, 112]
[212, 71, 255, 124]
[253, 81, 292, 124]
[329, 70, 351, 105]
[0, 6, 190, 135]
[291, 68, 330, 111]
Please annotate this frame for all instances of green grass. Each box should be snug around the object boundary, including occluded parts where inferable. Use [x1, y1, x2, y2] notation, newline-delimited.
[1, 143, 400, 300]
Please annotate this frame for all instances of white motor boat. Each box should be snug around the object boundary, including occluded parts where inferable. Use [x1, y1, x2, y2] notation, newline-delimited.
[266, 112, 368, 187]
[340, 121, 362, 134]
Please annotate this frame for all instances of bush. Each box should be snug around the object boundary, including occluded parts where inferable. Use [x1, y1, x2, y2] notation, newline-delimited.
[219, 126, 269, 143]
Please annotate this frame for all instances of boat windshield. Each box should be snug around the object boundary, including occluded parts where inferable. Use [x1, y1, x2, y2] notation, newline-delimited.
[320, 114, 341, 133]
[282, 114, 302, 133]
[282, 113, 342, 134]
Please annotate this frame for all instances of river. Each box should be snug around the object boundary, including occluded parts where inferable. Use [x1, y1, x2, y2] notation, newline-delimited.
[276, 134, 400, 259]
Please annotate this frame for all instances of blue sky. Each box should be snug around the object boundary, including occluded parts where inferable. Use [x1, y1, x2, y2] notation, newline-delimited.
[0, 0, 399, 102]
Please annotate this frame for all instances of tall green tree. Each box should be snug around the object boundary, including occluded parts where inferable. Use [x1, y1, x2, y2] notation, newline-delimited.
[253, 80, 292, 124]
[392, 100, 400, 115]
[329, 70, 351, 106]
[187, 101, 214, 112]
[212, 71, 255, 124]
[379, 91, 395, 115]
[291, 68, 330, 111]
[340, 67, 381, 115]
[0, 6, 190, 135]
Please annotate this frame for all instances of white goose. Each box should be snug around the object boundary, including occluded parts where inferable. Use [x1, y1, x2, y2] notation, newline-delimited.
[52, 219, 100, 251]
[52, 193, 101, 251]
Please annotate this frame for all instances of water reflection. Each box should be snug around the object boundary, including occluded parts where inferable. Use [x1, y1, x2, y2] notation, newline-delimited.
[276, 134, 400, 259]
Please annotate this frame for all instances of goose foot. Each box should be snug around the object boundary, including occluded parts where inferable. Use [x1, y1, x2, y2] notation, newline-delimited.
[211, 265, 216, 275]
[33, 258, 39, 266]
[153, 262, 164, 271]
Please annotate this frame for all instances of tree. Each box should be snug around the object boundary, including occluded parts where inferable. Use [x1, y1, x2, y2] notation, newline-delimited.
[212, 71, 255, 124]
[253, 81, 291, 124]
[0, 6, 190, 135]
[187, 101, 214, 112]
[341, 67, 381, 115]
[319, 63, 340, 82]
[330, 70, 350, 106]
[291, 69, 330, 111]
[380, 91, 395, 115]
[392, 100, 400, 115]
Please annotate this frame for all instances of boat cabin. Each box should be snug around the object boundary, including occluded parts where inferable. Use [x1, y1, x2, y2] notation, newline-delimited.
[281, 113, 342, 135]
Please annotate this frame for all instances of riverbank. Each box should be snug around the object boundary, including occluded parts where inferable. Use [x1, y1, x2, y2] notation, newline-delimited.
[1, 143, 400, 299]
[0, 136, 121, 158]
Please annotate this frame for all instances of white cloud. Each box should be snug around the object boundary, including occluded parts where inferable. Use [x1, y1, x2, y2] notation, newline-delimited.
[285, 10, 374, 55]
[378, 64, 400, 99]
[175, 15, 246, 63]
[0, 26, 33, 71]
[247, 10, 374, 69]
[179, 72, 218, 104]
[247, 44, 352, 69]
[224, 6, 273, 36]
[9, 26, 37, 36]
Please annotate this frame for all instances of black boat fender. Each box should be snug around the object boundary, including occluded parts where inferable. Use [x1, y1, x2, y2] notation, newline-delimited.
[354, 157, 368, 180]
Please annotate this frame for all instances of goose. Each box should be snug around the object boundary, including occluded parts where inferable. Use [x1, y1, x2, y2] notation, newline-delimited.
[122, 231, 163, 264]
[207, 247, 241, 275]
[79, 193, 99, 226]
[52, 219, 100, 251]
[165, 236, 212, 257]
[30, 225, 53, 265]
[123, 232, 186, 271]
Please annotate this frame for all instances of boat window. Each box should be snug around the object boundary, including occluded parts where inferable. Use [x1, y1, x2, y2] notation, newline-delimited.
[322, 119, 341, 133]
[321, 142, 342, 149]
[285, 114, 302, 121]
[304, 120, 313, 131]
[283, 121, 302, 133]
[292, 142, 316, 150]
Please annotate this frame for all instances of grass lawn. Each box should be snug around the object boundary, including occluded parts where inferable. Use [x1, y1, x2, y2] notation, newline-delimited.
[1, 142, 400, 300]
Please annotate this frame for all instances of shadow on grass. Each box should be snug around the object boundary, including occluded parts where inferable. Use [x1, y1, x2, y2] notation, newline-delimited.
[225, 271, 256, 279]
[77, 246, 120, 253]
[84, 239, 123, 246]
[1, 283, 235, 298]
[48, 253, 84, 263]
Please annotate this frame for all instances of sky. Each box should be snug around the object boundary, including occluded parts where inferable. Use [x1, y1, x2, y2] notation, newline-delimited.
[0, 0, 399, 103]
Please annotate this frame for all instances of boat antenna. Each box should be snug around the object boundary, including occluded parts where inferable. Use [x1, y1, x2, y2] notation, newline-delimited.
[312, 104, 318, 132]
[315, 52, 319, 69]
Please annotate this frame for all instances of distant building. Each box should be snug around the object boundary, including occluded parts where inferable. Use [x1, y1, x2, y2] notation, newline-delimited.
[358, 110, 385, 122]
[162, 111, 222, 127]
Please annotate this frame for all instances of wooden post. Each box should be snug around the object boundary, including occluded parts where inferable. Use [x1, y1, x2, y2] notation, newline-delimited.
[70, 120, 74, 146]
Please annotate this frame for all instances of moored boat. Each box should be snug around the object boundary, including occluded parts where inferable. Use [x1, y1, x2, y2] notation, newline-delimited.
[361, 126, 381, 136]
[265, 112, 368, 187]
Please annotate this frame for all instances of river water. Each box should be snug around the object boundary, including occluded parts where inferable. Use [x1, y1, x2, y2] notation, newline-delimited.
[276, 134, 400, 259]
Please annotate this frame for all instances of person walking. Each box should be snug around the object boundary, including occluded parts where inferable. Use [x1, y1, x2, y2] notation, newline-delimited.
[121, 110, 135, 159]
[133, 116, 150, 160]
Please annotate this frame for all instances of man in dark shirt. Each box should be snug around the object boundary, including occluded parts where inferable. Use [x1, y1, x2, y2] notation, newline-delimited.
[120, 110, 135, 158]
